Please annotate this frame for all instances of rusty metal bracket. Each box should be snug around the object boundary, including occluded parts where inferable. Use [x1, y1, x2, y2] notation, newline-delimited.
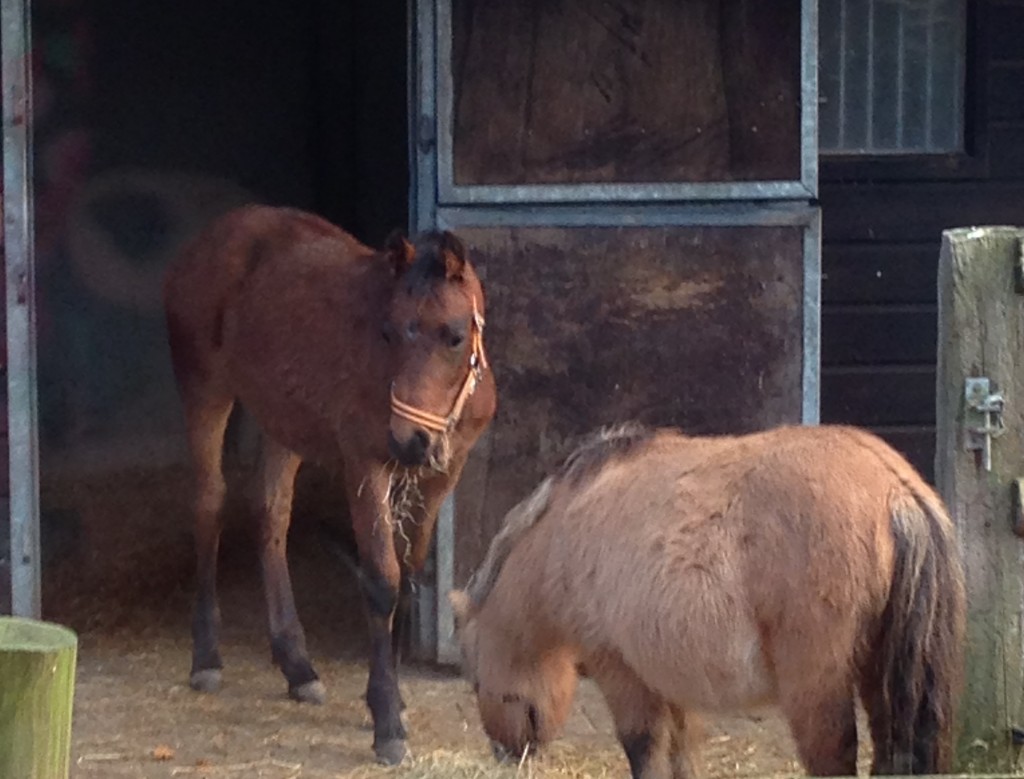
[1012, 479, 1024, 539]
[965, 377, 1006, 472]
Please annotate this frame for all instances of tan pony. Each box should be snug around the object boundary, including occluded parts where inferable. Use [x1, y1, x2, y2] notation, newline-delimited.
[163, 205, 496, 764]
[451, 423, 966, 777]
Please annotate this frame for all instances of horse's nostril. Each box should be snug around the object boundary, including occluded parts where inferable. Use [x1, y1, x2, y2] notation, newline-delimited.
[413, 430, 430, 452]
[491, 741, 511, 763]
[388, 429, 430, 466]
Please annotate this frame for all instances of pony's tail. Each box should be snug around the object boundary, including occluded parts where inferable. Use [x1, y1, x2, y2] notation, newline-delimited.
[874, 486, 966, 774]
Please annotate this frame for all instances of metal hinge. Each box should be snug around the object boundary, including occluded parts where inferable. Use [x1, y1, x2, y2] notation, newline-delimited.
[417, 115, 436, 153]
[965, 377, 1006, 472]
[1012, 236, 1024, 294]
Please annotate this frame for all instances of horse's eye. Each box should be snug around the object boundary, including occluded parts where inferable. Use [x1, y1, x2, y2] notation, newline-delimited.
[405, 322, 419, 340]
[381, 323, 395, 344]
[448, 331, 465, 349]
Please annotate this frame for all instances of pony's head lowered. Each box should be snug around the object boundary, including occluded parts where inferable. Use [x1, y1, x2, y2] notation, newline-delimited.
[450, 584, 578, 762]
[382, 229, 488, 470]
[449, 424, 657, 761]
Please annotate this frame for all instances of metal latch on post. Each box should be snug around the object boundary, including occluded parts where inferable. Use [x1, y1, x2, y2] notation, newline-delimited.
[964, 377, 1005, 472]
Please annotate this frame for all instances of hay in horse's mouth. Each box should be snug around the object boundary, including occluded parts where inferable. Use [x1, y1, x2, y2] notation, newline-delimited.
[386, 466, 425, 531]
[380, 464, 427, 570]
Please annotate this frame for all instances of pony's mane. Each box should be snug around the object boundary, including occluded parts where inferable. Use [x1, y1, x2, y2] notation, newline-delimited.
[464, 423, 656, 608]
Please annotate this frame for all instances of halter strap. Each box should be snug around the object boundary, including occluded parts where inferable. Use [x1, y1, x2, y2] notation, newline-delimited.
[390, 297, 489, 435]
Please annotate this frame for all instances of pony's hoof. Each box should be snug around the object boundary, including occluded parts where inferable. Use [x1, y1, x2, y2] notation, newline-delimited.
[374, 738, 410, 766]
[289, 680, 326, 705]
[189, 669, 222, 694]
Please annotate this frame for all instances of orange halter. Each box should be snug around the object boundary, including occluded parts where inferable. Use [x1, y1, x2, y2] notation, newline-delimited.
[389, 297, 489, 434]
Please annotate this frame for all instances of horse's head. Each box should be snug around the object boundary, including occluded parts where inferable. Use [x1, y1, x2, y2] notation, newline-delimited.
[449, 589, 578, 762]
[382, 229, 489, 470]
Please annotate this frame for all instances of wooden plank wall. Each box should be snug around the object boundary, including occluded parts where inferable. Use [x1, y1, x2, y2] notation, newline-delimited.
[818, 0, 1024, 483]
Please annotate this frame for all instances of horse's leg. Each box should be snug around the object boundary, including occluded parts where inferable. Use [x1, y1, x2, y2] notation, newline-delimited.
[184, 390, 234, 694]
[780, 682, 858, 776]
[346, 466, 409, 765]
[391, 575, 413, 712]
[667, 705, 702, 779]
[390, 473, 458, 709]
[257, 438, 324, 704]
[589, 656, 673, 779]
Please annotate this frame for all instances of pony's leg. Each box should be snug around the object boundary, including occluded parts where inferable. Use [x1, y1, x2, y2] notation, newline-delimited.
[184, 391, 234, 694]
[780, 683, 858, 776]
[257, 438, 324, 704]
[590, 657, 673, 779]
[858, 665, 911, 775]
[667, 705, 702, 779]
[346, 466, 409, 766]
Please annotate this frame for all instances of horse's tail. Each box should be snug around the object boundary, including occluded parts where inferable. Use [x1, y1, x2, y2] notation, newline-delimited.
[875, 484, 966, 774]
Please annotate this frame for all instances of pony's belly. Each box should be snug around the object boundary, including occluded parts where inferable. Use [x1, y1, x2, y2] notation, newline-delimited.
[623, 626, 778, 713]
[668, 651, 775, 712]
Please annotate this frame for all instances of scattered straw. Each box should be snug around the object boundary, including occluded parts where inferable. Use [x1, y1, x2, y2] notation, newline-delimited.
[170, 758, 302, 775]
[344, 746, 626, 779]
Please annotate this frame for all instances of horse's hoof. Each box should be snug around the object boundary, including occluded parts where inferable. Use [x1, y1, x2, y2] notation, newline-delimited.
[189, 669, 222, 694]
[374, 738, 410, 766]
[289, 680, 326, 705]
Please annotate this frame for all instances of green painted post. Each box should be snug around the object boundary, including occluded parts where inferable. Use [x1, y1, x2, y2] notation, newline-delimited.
[0, 617, 78, 778]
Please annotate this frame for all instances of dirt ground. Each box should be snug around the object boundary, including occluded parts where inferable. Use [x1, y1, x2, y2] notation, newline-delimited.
[60, 546, 873, 779]
[43, 466, 870, 778]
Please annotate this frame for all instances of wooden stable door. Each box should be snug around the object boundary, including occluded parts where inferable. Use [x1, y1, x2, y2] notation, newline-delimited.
[410, 0, 821, 662]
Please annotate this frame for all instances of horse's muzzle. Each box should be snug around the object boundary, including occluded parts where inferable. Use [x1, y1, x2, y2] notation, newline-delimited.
[388, 429, 430, 467]
[491, 740, 538, 764]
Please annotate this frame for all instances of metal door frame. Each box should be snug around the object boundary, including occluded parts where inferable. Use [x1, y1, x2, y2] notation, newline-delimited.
[432, 0, 819, 204]
[2, 0, 40, 618]
[409, 0, 820, 662]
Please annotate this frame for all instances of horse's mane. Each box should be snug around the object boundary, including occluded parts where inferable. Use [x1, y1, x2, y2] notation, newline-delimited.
[464, 423, 657, 609]
[403, 230, 466, 294]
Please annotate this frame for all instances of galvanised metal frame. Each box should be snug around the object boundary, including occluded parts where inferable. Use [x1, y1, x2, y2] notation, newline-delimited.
[2, 0, 40, 618]
[409, 0, 821, 663]
[433, 0, 819, 204]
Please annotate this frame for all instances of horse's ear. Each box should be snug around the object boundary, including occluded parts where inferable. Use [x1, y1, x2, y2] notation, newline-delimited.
[448, 589, 471, 629]
[385, 229, 415, 277]
[440, 231, 466, 281]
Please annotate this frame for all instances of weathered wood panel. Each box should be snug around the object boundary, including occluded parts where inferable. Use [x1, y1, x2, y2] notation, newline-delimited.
[990, 2, 1024, 61]
[989, 65, 1024, 122]
[452, 225, 805, 585]
[823, 243, 938, 305]
[821, 366, 935, 427]
[935, 226, 1024, 772]
[822, 306, 937, 365]
[989, 126, 1024, 179]
[874, 426, 936, 484]
[821, 182, 1024, 243]
[451, 0, 801, 185]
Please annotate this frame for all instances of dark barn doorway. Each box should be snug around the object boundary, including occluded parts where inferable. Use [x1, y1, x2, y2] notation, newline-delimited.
[30, 0, 409, 644]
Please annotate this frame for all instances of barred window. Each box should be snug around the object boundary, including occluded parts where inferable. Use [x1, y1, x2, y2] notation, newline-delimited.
[819, 0, 966, 154]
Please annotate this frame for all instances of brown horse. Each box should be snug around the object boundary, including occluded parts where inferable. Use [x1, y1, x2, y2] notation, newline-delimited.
[450, 423, 965, 777]
[163, 205, 496, 764]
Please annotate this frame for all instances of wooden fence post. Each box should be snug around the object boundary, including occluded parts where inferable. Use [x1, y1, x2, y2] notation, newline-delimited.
[936, 226, 1024, 773]
[0, 617, 78, 778]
